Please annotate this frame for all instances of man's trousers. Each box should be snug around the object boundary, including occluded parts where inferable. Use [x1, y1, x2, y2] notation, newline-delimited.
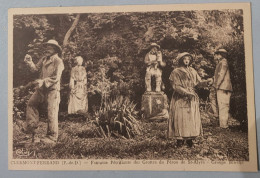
[216, 89, 231, 128]
[145, 67, 162, 92]
[26, 88, 60, 141]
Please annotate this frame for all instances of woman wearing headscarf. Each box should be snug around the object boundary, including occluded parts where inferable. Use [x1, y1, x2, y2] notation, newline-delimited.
[168, 52, 212, 147]
[68, 56, 88, 114]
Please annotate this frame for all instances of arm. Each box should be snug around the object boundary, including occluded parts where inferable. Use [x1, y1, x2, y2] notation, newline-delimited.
[215, 60, 228, 89]
[144, 53, 152, 66]
[34, 57, 44, 72]
[24, 55, 43, 72]
[172, 83, 191, 96]
[187, 67, 211, 88]
[69, 68, 75, 89]
[157, 51, 166, 67]
[196, 73, 210, 88]
[169, 70, 191, 96]
[43, 59, 64, 88]
[144, 53, 157, 66]
[84, 69, 87, 85]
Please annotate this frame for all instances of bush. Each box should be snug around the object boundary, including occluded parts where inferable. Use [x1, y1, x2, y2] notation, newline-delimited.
[224, 35, 247, 131]
[13, 86, 34, 121]
[93, 96, 142, 139]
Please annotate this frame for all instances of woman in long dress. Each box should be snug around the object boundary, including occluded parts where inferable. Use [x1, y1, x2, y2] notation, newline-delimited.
[168, 52, 211, 147]
[68, 56, 88, 114]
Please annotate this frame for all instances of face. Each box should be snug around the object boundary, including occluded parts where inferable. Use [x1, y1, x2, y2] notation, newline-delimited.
[214, 53, 221, 61]
[45, 45, 56, 57]
[182, 56, 191, 66]
[150, 47, 158, 54]
[76, 57, 83, 66]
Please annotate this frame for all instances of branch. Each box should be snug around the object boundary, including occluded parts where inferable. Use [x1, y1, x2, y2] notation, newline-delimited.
[63, 14, 80, 46]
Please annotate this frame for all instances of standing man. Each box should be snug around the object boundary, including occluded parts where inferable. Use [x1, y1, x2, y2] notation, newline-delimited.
[212, 49, 233, 128]
[23, 39, 64, 144]
[144, 43, 166, 92]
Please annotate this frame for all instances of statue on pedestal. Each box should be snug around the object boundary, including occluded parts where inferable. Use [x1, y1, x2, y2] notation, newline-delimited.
[142, 43, 168, 120]
[144, 43, 166, 92]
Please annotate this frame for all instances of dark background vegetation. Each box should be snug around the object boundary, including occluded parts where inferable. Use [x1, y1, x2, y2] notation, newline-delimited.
[13, 10, 247, 130]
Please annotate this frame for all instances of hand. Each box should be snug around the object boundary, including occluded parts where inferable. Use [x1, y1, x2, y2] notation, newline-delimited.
[146, 61, 153, 66]
[36, 79, 44, 88]
[188, 92, 196, 96]
[157, 51, 162, 59]
[207, 78, 213, 85]
[69, 84, 74, 89]
[187, 92, 195, 99]
[24, 54, 33, 64]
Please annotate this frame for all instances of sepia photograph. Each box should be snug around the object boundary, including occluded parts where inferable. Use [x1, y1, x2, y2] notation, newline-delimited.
[8, 3, 257, 171]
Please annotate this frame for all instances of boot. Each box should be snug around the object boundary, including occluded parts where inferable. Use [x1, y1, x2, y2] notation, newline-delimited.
[41, 136, 56, 145]
[177, 140, 184, 147]
[32, 132, 40, 143]
[186, 139, 193, 148]
[20, 132, 40, 144]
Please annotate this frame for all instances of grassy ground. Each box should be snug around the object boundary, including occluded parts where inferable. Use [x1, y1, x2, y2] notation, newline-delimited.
[13, 111, 248, 161]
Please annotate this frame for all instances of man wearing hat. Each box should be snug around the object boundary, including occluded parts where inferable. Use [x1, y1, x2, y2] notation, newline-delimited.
[211, 48, 233, 128]
[23, 39, 64, 144]
[144, 43, 165, 92]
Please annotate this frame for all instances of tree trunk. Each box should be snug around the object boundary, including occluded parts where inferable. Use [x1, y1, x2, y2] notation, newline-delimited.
[63, 14, 80, 46]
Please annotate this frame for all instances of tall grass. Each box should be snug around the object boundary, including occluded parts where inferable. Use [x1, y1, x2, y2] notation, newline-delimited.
[93, 96, 142, 139]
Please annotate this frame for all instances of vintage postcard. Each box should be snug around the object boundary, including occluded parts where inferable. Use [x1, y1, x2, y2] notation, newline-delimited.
[8, 3, 258, 171]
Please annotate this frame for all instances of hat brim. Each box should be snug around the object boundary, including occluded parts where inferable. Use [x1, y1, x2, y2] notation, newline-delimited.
[150, 45, 160, 49]
[215, 49, 227, 54]
[44, 43, 62, 54]
[177, 53, 193, 62]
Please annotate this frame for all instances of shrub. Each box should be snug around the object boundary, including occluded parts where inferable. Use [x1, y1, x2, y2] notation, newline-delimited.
[93, 96, 142, 139]
[224, 35, 247, 131]
[13, 86, 34, 121]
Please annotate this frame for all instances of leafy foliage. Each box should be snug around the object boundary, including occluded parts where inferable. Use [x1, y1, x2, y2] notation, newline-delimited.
[13, 88, 32, 121]
[13, 10, 247, 130]
[93, 96, 141, 139]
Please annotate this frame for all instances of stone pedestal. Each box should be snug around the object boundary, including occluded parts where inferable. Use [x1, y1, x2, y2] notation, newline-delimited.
[141, 92, 169, 121]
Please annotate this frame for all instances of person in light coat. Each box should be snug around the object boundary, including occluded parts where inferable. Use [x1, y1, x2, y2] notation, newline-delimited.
[23, 39, 64, 144]
[210, 49, 233, 128]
